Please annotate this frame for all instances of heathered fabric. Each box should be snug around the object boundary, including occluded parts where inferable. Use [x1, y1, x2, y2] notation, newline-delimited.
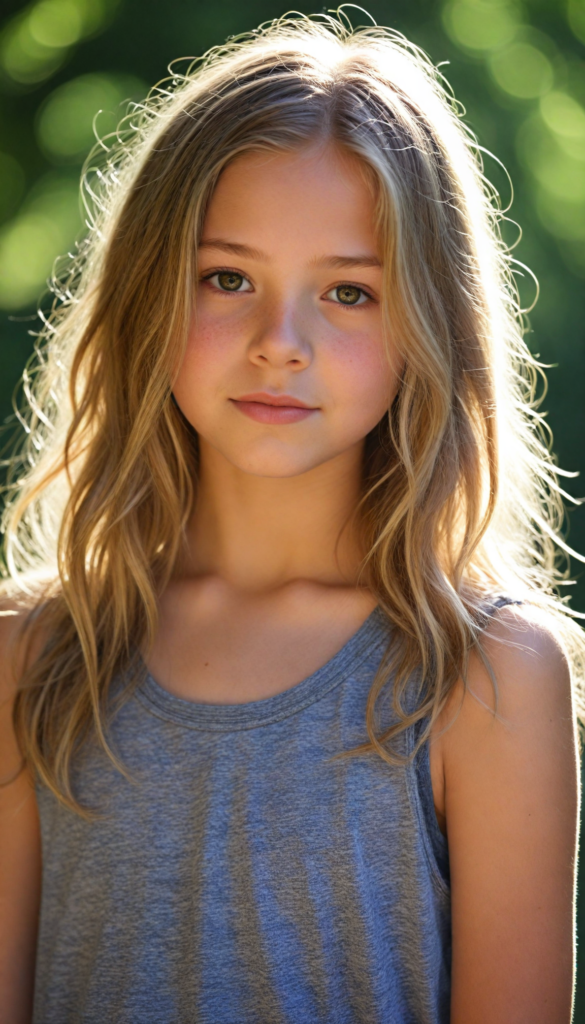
[33, 606, 452, 1024]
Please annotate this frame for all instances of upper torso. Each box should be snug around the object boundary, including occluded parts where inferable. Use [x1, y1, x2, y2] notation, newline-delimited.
[147, 577, 448, 829]
[33, 604, 452, 1024]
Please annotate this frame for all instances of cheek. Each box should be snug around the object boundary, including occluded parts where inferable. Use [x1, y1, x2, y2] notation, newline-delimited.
[173, 314, 237, 410]
[328, 331, 399, 426]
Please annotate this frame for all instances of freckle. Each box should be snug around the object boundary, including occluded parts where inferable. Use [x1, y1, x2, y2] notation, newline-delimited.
[204, 662, 209, 667]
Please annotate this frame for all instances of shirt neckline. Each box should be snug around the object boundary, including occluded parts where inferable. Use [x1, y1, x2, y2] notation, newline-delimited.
[135, 605, 390, 732]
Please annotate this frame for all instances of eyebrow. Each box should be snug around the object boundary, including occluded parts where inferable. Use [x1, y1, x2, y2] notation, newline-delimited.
[199, 239, 267, 261]
[198, 238, 381, 269]
[312, 254, 381, 269]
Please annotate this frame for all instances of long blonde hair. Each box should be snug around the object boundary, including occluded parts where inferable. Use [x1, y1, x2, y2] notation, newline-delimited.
[5, 12, 584, 810]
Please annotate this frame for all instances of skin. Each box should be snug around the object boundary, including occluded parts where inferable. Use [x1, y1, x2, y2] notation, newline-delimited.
[0, 611, 41, 1024]
[0, 143, 580, 1022]
[436, 606, 579, 1024]
[154, 144, 397, 703]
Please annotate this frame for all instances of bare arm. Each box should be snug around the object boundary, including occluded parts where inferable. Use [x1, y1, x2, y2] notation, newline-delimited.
[0, 610, 41, 1024]
[437, 605, 580, 1024]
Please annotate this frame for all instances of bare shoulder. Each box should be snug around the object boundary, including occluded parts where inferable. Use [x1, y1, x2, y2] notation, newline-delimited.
[0, 575, 55, 703]
[438, 601, 574, 747]
[0, 595, 32, 704]
[429, 601, 577, 837]
[0, 588, 44, 1024]
[477, 601, 570, 696]
[436, 604, 580, 1022]
[0, 589, 38, 781]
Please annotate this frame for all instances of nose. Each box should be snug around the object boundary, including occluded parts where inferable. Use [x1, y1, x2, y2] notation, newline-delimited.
[248, 300, 312, 371]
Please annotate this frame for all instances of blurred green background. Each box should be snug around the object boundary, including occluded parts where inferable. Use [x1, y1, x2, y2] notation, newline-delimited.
[0, 0, 584, 1015]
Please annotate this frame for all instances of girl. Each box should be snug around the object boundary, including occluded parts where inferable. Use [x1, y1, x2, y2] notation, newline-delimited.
[0, 13, 582, 1024]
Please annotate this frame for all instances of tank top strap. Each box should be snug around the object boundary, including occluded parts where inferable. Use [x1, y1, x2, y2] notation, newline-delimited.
[484, 594, 524, 613]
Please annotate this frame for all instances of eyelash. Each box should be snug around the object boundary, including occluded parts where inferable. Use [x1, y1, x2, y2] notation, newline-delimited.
[201, 268, 253, 292]
[325, 284, 374, 307]
[201, 267, 375, 306]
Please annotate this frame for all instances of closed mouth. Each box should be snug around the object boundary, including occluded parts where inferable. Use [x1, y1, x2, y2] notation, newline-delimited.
[232, 392, 317, 409]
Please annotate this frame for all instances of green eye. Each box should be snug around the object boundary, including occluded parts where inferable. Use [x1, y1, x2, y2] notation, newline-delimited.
[217, 271, 244, 291]
[336, 285, 361, 305]
[205, 270, 253, 293]
[325, 283, 370, 306]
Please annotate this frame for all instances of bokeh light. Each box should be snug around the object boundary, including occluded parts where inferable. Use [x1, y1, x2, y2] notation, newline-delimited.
[540, 91, 585, 160]
[0, 174, 80, 309]
[36, 73, 146, 161]
[488, 41, 553, 99]
[0, 67, 145, 309]
[443, 0, 585, 269]
[29, 0, 84, 48]
[516, 111, 585, 247]
[0, 0, 118, 86]
[568, 0, 585, 45]
[442, 0, 520, 53]
[0, 13, 66, 84]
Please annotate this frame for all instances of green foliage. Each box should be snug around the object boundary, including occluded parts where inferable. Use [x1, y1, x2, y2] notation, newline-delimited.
[0, 0, 583, 1012]
[36, 72, 145, 161]
[0, 0, 120, 85]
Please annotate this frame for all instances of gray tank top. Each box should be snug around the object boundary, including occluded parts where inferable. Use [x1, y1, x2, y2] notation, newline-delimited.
[34, 606, 452, 1024]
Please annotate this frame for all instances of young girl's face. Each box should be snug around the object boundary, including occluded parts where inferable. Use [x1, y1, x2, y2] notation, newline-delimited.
[173, 142, 400, 478]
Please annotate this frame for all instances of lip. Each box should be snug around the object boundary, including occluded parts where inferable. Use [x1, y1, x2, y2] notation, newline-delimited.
[230, 392, 319, 425]
[235, 392, 315, 408]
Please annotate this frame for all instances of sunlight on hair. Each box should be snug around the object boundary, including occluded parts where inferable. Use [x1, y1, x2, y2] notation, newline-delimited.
[2, 10, 583, 812]
[443, 0, 585, 275]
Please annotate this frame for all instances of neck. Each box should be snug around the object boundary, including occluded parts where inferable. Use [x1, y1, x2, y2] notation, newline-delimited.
[182, 439, 368, 592]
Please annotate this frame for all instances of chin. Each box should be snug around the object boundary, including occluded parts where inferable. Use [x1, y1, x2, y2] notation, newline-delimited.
[232, 456, 324, 479]
[224, 441, 335, 479]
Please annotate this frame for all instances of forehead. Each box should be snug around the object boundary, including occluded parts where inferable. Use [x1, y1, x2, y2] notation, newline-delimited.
[201, 143, 379, 260]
